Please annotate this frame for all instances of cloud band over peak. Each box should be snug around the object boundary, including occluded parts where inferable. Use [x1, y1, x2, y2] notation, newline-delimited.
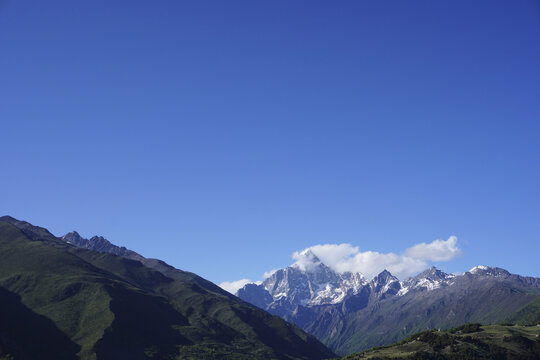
[219, 236, 462, 293]
[292, 236, 461, 279]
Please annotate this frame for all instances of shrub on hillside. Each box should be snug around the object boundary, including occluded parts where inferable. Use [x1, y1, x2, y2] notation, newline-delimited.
[449, 322, 482, 334]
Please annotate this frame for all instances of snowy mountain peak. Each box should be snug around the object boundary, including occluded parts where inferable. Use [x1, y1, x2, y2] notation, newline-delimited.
[469, 265, 489, 273]
[299, 248, 319, 259]
[399, 266, 454, 294]
[237, 262, 525, 336]
[468, 265, 510, 277]
[238, 257, 368, 309]
[369, 270, 400, 297]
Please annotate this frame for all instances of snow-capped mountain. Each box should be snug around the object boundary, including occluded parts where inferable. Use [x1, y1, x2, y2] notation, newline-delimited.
[468, 265, 510, 277]
[237, 253, 460, 316]
[398, 266, 456, 295]
[237, 261, 540, 355]
[237, 257, 458, 315]
[239, 250, 366, 314]
[238, 259, 527, 315]
[368, 269, 401, 299]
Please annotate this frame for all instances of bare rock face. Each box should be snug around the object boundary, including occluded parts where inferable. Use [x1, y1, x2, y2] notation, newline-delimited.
[61, 231, 144, 261]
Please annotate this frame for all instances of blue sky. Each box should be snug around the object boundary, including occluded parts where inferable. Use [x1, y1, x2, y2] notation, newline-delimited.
[1, 0, 539, 285]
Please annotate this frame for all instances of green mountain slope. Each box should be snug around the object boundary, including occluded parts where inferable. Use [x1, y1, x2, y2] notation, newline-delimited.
[344, 324, 540, 359]
[506, 296, 540, 326]
[0, 218, 335, 360]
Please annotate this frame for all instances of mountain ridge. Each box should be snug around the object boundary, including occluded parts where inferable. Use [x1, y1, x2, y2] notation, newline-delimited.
[235, 254, 540, 355]
[0, 216, 335, 359]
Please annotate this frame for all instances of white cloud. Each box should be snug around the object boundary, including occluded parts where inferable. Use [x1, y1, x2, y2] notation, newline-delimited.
[404, 236, 461, 261]
[219, 237, 462, 291]
[291, 249, 323, 272]
[292, 236, 461, 279]
[292, 244, 357, 272]
[219, 278, 252, 294]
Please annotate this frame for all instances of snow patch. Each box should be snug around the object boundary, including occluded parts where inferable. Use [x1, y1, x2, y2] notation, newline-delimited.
[469, 265, 490, 273]
[397, 286, 410, 296]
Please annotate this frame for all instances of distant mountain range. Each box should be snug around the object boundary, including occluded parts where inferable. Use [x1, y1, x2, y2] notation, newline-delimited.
[0, 216, 334, 360]
[236, 249, 540, 355]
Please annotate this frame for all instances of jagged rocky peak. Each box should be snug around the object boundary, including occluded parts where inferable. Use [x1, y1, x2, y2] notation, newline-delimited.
[60, 231, 144, 261]
[236, 283, 274, 310]
[239, 257, 521, 318]
[369, 269, 401, 298]
[61, 231, 92, 248]
[61, 232, 114, 250]
[238, 251, 368, 309]
[61, 231, 84, 243]
[88, 235, 112, 245]
[415, 266, 452, 280]
[468, 265, 510, 277]
[371, 269, 398, 285]
[62, 232, 110, 248]
[63, 230, 81, 237]
[400, 266, 454, 294]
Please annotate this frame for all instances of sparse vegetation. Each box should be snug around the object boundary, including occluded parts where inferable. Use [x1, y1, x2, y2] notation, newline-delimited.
[448, 322, 482, 334]
[343, 324, 540, 359]
[505, 296, 540, 326]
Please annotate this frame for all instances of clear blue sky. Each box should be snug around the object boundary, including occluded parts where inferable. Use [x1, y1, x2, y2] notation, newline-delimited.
[1, 0, 539, 283]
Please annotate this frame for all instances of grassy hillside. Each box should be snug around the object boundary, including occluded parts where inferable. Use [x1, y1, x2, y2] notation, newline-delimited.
[506, 296, 540, 326]
[343, 324, 540, 359]
[0, 218, 335, 360]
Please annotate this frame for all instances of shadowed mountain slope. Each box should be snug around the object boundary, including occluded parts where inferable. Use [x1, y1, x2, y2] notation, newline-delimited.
[0, 286, 80, 360]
